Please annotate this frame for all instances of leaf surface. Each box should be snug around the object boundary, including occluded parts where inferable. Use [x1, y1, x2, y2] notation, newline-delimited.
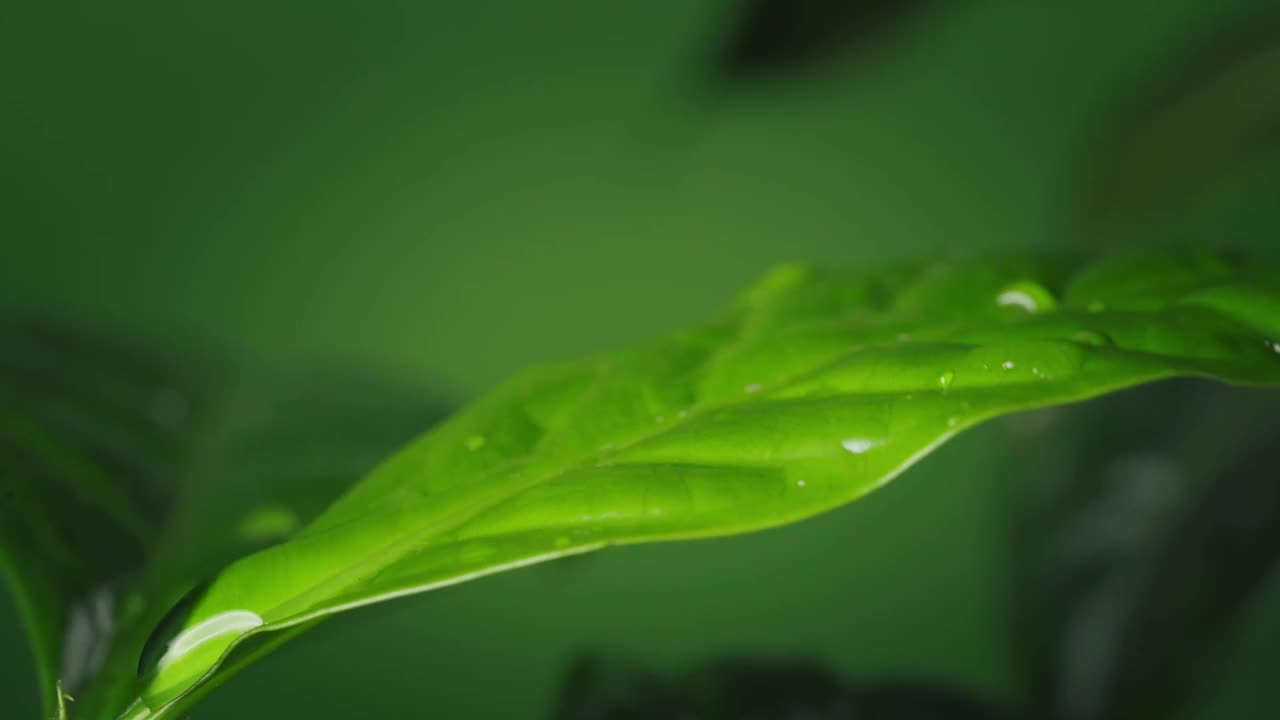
[118, 251, 1280, 718]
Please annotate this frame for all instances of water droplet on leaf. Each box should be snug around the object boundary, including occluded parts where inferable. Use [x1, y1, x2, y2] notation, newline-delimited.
[841, 438, 881, 455]
[153, 610, 263, 672]
[466, 435, 486, 451]
[138, 583, 208, 677]
[996, 281, 1057, 313]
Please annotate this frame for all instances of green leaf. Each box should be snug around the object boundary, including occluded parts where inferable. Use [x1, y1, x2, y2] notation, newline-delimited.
[1008, 379, 1280, 720]
[115, 251, 1280, 719]
[0, 317, 447, 719]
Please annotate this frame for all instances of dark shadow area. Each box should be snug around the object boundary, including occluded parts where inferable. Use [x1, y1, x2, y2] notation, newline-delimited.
[712, 0, 942, 85]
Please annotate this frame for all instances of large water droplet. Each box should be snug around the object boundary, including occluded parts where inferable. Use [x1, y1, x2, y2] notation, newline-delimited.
[153, 610, 263, 672]
[138, 583, 208, 677]
[996, 281, 1057, 313]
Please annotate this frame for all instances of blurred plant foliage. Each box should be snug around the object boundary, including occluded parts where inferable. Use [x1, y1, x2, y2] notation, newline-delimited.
[3, 250, 1280, 719]
[0, 318, 449, 719]
[1008, 380, 1280, 720]
[1083, 12, 1280, 248]
[551, 655, 1005, 720]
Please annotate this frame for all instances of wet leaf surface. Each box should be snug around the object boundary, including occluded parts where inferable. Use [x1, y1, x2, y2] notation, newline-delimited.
[4, 251, 1280, 718]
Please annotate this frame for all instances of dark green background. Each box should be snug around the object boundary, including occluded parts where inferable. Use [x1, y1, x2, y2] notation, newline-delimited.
[3, 2, 1279, 717]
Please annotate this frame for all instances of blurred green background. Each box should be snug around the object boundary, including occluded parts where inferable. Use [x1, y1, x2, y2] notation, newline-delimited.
[3, 1, 1279, 717]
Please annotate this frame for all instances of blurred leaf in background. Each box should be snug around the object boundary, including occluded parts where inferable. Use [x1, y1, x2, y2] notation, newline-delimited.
[551, 655, 1008, 720]
[1081, 10, 1280, 249]
[0, 315, 448, 718]
[1007, 381, 1280, 720]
